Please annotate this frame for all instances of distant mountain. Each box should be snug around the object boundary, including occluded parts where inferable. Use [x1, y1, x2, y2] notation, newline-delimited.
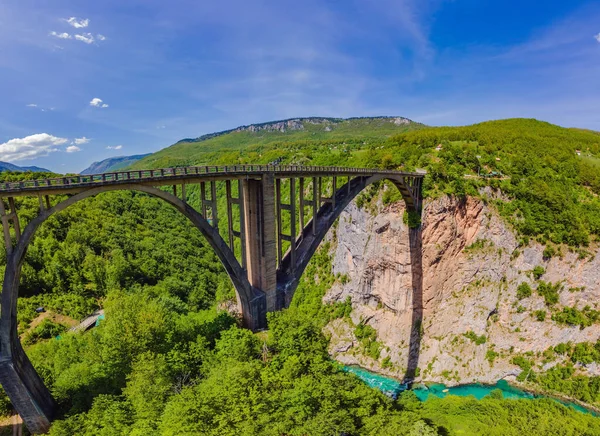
[175, 116, 417, 144]
[132, 116, 423, 169]
[80, 154, 152, 175]
[0, 161, 50, 172]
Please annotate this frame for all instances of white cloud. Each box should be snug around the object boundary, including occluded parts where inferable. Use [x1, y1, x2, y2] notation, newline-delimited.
[66, 17, 89, 29]
[90, 98, 109, 108]
[75, 33, 95, 44]
[106, 145, 123, 150]
[0, 134, 66, 161]
[66, 145, 81, 153]
[26, 104, 55, 112]
[50, 31, 71, 40]
[595, 33, 600, 43]
[74, 137, 90, 145]
[97, 34, 106, 41]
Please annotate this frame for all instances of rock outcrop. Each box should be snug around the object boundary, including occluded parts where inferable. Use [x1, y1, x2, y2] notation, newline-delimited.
[235, 119, 305, 133]
[325, 191, 600, 385]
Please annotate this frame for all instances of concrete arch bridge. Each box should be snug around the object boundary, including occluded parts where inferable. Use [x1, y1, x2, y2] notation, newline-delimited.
[0, 164, 424, 433]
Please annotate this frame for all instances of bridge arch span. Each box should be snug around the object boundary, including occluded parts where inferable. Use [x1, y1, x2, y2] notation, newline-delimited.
[277, 174, 422, 306]
[2, 184, 261, 333]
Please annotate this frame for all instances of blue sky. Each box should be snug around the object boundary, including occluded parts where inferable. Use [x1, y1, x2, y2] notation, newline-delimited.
[1, 0, 599, 173]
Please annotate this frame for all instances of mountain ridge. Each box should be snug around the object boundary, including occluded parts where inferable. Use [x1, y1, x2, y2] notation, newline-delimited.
[130, 116, 423, 170]
[175, 116, 417, 145]
[0, 161, 50, 173]
[80, 154, 152, 175]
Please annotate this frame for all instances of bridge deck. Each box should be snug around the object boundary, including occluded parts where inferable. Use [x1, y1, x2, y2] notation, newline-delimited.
[0, 165, 424, 197]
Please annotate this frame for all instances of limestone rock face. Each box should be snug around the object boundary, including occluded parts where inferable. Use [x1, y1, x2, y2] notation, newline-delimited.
[393, 117, 411, 125]
[325, 194, 600, 385]
[237, 119, 305, 133]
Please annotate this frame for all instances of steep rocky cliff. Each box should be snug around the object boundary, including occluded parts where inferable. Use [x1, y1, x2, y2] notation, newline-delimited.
[325, 191, 600, 385]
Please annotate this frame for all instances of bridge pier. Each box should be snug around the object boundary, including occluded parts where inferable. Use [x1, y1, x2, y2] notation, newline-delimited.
[242, 175, 281, 328]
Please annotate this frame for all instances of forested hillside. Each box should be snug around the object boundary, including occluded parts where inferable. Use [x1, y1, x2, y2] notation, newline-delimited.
[135, 117, 600, 247]
[1, 117, 600, 435]
[130, 116, 423, 169]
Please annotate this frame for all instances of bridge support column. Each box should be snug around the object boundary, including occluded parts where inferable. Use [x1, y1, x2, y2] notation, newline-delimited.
[242, 174, 279, 328]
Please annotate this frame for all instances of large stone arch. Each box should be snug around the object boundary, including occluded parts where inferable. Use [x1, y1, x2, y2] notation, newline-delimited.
[277, 174, 422, 306]
[0, 184, 263, 433]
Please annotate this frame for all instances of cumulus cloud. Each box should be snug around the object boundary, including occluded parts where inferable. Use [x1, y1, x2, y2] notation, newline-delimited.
[26, 103, 37, 107]
[90, 98, 109, 108]
[50, 31, 72, 40]
[74, 137, 90, 145]
[66, 17, 89, 29]
[595, 33, 600, 43]
[97, 34, 106, 41]
[106, 145, 123, 150]
[75, 33, 95, 44]
[0, 134, 66, 161]
[66, 145, 81, 153]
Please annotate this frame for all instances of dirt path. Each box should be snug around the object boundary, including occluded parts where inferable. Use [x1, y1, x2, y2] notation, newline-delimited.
[20, 311, 79, 341]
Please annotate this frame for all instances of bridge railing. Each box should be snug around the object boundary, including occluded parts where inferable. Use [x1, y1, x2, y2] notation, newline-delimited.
[0, 165, 424, 192]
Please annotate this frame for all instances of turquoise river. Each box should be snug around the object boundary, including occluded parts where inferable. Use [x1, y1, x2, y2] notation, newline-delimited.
[343, 365, 598, 416]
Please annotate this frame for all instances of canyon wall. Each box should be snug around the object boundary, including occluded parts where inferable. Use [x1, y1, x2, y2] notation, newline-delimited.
[325, 191, 600, 385]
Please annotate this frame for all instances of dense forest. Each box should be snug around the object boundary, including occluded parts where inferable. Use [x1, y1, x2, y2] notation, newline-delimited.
[1, 118, 600, 435]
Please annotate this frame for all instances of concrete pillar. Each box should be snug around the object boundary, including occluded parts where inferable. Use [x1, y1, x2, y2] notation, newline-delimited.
[242, 174, 279, 314]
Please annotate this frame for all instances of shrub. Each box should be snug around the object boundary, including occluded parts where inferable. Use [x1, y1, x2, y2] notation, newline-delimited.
[543, 245, 556, 259]
[537, 281, 561, 306]
[464, 239, 488, 252]
[355, 323, 377, 342]
[354, 322, 382, 359]
[330, 296, 353, 320]
[534, 310, 547, 321]
[516, 282, 532, 300]
[486, 349, 499, 366]
[463, 330, 487, 345]
[552, 306, 600, 329]
[381, 356, 392, 369]
[532, 266, 546, 280]
[553, 343, 570, 355]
